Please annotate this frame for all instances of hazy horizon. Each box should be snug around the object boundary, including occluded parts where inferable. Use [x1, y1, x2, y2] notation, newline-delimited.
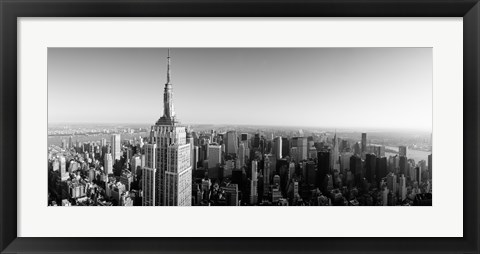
[48, 48, 432, 131]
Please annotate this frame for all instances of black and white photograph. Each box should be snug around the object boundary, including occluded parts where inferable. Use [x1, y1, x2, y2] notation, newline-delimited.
[47, 47, 433, 207]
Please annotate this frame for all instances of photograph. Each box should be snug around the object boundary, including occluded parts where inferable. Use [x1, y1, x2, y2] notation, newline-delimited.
[47, 47, 433, 207]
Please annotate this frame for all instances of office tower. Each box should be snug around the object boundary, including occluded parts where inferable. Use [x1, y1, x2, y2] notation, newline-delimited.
[263, 154, 274, 186]
[361, 133, 367, 159]
[372, 145, 385, 158]
[131, 155, 142, 175]
[414, 166, 421, 183]
[238, 142, 246, 169]
[250, 160, 258, 205]
[288, 162, 295, 181]
[273, 136, 282, 160]
[305, 161, 317, 187]
[399, 174, 407, 201]
[340, 139, 349, 152]
[144, 143, 156, 169]
[148, 50, 192, 206]
[224, 160, 235, 178]
[111, 134, 121, 161]
[280, 137, 289, 158]
[208, 144, 222, 169]
[120, 171, 133, 191]
[60, 156, 69, 181]
[382, 188, 389, 206]
[375, 157, 388, 182]
[365, 153, 376, 183]
[388, 155, 400, 174]
[331, 132, 340, 171]
[68, 136, 73, 149]
[223, 184, 239, 206]
[193, 146, 199, 170]
[386, 172, 397, 195]
[253, 133, 260, 148]
[104, 153, 113, 175]
[353, 142, 361, 157]
[164, 143, 192, 206]
[340, 152, 353, 174]
[317, 150, 330, 191]
[399, 156, 407, 176]
[186, 133, 195, 170]
[142, 164, 156, 206]
[225, 130, 238, 155]
[350, 154, 363, 182]
[61, 139, 67, 149]
[298, 137, 307, 162]
[399, 146, 407, 157]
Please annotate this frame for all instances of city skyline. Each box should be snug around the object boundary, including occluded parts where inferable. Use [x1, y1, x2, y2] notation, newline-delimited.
[47, 48, 432, 207]
[48, 48, 432, 131]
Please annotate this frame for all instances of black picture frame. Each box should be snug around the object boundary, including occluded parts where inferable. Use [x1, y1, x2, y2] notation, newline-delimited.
[1, 0, 479, 253]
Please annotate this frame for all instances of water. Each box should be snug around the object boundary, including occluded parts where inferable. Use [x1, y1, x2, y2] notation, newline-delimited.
[384, 146, 431, 163]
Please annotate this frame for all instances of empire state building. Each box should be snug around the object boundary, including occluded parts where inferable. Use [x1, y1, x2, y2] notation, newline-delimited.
[142, 49, 192, 206]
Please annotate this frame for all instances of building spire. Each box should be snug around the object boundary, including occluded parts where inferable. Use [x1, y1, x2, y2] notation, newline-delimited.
[167, 48, 171, 84]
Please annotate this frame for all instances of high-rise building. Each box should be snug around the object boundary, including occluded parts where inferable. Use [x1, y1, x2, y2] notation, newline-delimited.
[104, 153, 113, 175]
[208, 144, 222, 169]
[317, 150, 330, 191]
[164, 143, 192, 206]
[281, 137, 290, 158]
[131, 155, 142, 175]
[142, 165, 156, 206]
[399, 156, 407, 177]
[292, 137, 307, 162]
[193, 146, 199, 170]
[111, 134, 121, 161]
[263, 154, 275, 187]
[238, 142, 246, 169]
[60, 156, 69, 181]
[250, 160, 258, 205]
[399, 146, 408, 157]
[147, 49, 192, 206]
[386, 172, 397, 196]
[273, 136, 282, 160]
[361, 133, 367, 159]
[399, 174, 407, 201]
[225, 130, 238, 155]
[350, 154, 363, 183]
[365, 153, 376, 183]
[375, 157, 388, 183]
[222, 184, 239, 206]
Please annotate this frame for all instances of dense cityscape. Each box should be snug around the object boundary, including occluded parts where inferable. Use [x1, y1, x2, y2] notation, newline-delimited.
[47, 50, 432, 206]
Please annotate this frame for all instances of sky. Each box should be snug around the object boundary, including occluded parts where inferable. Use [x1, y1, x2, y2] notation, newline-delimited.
[48, 48, 432, 131]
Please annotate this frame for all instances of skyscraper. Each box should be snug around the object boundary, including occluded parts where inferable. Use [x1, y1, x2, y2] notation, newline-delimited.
[331, 131, 340, 171]
[208, 144, 222, 169]
[111, 134, 121, 161]
[250, 160, 258, 205]
[148, 49, 192, 206]
[238, 142, 246, 169]
[142, 144, 156, 206]
[365, 153, 376, 184]
[273, 136, 282, 160]
[104, 153, 113, 175]
[361, 133, 367, 159]
[399, 146, 408, 157]
[225, 130, 238, 155]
